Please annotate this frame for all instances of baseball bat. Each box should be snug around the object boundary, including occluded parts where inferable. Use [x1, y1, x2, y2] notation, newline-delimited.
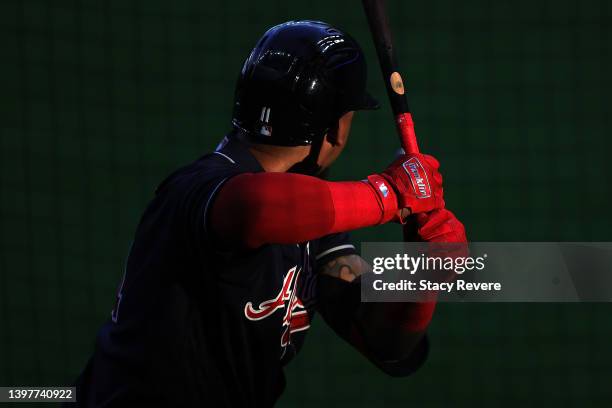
[361, 0, 419, 154]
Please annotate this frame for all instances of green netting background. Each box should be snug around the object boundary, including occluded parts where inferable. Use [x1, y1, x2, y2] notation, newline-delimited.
[1, 0, 612, 406]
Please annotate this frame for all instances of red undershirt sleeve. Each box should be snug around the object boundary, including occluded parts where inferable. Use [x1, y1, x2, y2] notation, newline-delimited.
[208, 172, 397, 248]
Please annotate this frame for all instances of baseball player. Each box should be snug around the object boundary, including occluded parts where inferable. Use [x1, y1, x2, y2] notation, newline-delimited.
[72, 20, 466, 407]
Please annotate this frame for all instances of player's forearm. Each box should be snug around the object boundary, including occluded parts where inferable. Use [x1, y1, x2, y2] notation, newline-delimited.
[318, 279, 432, 372]
[318, 256, 435, 368]
[354, 301, 435, 362]
[209, 172, 397, 248]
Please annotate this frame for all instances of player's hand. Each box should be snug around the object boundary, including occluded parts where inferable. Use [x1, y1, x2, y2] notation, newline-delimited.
[412, 208, 466, 243]
[369, 153, 444, 221]
[405, 208, 468, 284]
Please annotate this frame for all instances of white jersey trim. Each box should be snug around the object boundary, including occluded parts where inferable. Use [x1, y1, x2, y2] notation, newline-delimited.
[315, 244, 356, 261]
[203, 177, 230, 235]
[213, 151, 236, 164]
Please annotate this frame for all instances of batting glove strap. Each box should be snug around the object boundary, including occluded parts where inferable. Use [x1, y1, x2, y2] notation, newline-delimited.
[365, 174, 399, 224]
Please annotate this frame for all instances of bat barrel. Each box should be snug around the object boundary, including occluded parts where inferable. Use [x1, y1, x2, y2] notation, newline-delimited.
[362, 0, 420, 154]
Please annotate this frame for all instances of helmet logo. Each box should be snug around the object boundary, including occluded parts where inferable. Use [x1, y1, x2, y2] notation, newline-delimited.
[260, 106, 272, 136]
[390, 72, 405, 95]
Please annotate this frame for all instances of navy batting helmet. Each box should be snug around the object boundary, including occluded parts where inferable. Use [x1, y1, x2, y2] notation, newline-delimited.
[232, 20, 378, 146]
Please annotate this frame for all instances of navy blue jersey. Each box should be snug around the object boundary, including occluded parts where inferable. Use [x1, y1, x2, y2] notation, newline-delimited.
[73, 136, 357, 407]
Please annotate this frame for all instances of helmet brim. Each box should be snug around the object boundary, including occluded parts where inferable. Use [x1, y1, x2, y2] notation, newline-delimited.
[353, 92, 380, 111]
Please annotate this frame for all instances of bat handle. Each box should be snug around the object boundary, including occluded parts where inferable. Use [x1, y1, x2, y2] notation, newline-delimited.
[396, 112, 420, 154]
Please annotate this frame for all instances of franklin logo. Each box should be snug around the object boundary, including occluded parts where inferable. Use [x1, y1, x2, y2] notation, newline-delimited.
[403, 157, 431, 198]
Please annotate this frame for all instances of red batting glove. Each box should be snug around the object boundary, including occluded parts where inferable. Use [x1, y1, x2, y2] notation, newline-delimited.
[385, 209, 467, 335]
[367, 153, 445, 222]
[379, 211, 466, 335]
[408, 208, 468, 283]
[414, 208, 467, 243]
